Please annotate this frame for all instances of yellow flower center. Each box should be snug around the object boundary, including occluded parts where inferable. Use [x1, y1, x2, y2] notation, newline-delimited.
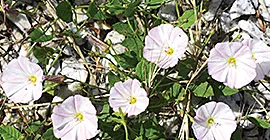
[76, 112, 84, 122]
[207, 117, 215, 126]
[228, 57, 237, 66]
[29, 76, 37, 85]
[165, 47, 174, 56]
[252, 53, 257, 60]
[129, 96, 137, 104]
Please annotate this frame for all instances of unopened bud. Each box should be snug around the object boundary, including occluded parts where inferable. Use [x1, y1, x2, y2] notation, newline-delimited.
[45, 75, 65, 83]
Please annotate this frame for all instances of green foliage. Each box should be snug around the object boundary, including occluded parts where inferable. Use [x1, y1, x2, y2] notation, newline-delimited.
[56, 1, 73, 22]
[42, 128, 58, 140]
[178, 9, 196, 29]
[134, 136, 143, 140]
[135, 59, 151, 81]
[247, 116, 270, 129]
[33, 46, 55, 64]
[108, 71, 121, 88]
[193, 81, 214, 97]
[231, 129, 242, 140]
[0, 126, 24, 140]
[220, 85, 239, 96]
[123, 1, 141, 17]
[141, 115, 166, 139]
[30, 28, 53, 42]
[113, 22, 134, 36]
[25, 121, 42, 134]
[144, 0, 166, 9]
[106, 0, 125, 15]
[170, 83, 185, 101]
[3, 0, 265, 139]
[98, 104, 125, 139]
[177, 58, 197, 79]
[113, 51, 138, 68]
[121, 36, 143, 56]
[112, 20, 143, 68]
[87, 2, 108, 20]
[161, 82, 186, 102]
[190, 70, 239, 97]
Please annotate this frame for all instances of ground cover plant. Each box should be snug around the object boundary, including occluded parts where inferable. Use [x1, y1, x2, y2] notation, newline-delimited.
[1, 0, 270, 139]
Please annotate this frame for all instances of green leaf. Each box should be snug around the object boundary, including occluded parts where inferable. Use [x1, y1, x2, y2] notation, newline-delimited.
[108, 72, 121, 88]
[142, 116, 166, 139]
[123, 1, 141, 17]
[98, 103, 111, 120]
[43, 81, 59, 96]
[98, 120, 125, 139]
[106, 0, 125, 15]
[87, 2, 108, 20]
[0, 126, 23, 140]
[145, 0, 166, 5]
[134, 136, 143, 140]
[135, 59, 151, 81]
[178, 9, 195, 29]
[222, 86, 238, 96]
[56, 1, 73, 22]
[192, 81, 214, 97]
[30, 28, 53, 42]
[41, 128, 58, 140]
[247, 116, 270, 129]
[33, 46, 55, 64]
[144, 0, 166, 9]
[111, 117, 123, 124]
[177, 58, 197, 79]
[121, 36, 143, 56]
[34, 134, 41, 140]
[231, 129, 242, 140]
[114, 51, 138, 68]
[112, 22, 133, 36]
[209, 79, 239, 96]
[170, 83, 185, 101]
[25, 121, 42, 134]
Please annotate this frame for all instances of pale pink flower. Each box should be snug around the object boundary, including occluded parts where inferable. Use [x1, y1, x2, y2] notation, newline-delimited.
[52, 95, 98, 140]
[242, 39, 270, 81]
[143, 24, 188, 69]
[208, 42, 256, 89]
[192, 101, 237, 140]
[0, 56, 43, 103]
[109, 79, 149, 117]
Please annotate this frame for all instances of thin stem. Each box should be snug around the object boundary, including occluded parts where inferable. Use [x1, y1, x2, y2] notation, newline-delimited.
[251, 94, 268, 114]
[26, 42, 37, 57]
[259, 80, 270, 92]
[150, 69, 174, 95]
[174, 0, 181, 22]
[65, 76, 109, 92]
[9, 101, 62, 109]
[185, 59, 208, 93]
[123, 122, 129, 140]
[191, 0, 199, 41]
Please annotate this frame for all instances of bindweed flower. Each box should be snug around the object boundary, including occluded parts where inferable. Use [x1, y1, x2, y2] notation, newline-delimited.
[143, 24, 188, 69]
[192, 101, 237, 140]
[208, 42, 256, 89]
[0, 56, 43, 103]
[51, 95, 98, 140]
[242, 39, 270, 81]
[109, 79, 149, 117]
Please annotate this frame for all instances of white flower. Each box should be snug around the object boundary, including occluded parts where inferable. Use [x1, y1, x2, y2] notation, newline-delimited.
[0, 56, 43, 103]
[208, 42, 256, 89]
[109, 79, 149, 117]
[52, 95, 98, 140]
[192, 101, 237, 140]
[242, 39, 270, 81]
[143, 24, 188, 69]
